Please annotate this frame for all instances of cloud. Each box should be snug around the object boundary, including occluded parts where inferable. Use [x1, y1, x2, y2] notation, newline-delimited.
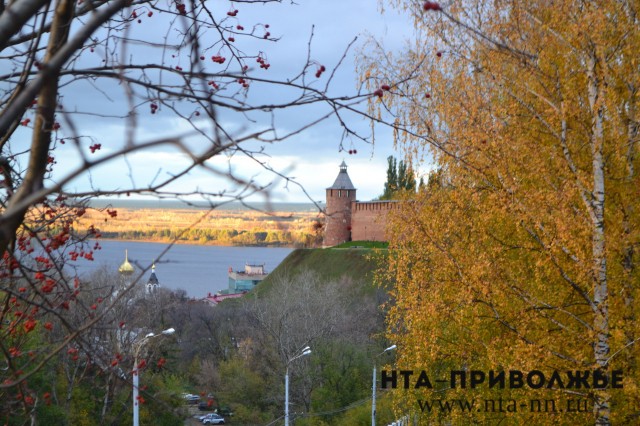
[37, 0, 427, 203]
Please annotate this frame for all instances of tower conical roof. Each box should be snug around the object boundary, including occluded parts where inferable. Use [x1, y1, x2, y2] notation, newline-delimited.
[147, 263, 159, 285]
[327, 161, 356, 190]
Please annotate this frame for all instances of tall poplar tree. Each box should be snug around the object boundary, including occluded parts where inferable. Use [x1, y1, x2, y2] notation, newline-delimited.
[381, 155, 417, 200]
[381, 156, 399, 200]
[365, 1, 640, 424]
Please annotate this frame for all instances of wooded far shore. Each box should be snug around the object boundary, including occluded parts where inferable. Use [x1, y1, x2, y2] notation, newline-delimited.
[77, 206, 324, 248]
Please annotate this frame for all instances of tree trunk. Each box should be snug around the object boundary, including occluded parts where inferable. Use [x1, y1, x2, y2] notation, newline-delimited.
[0, 0, 74, 254]
[587, 49, 610, 426]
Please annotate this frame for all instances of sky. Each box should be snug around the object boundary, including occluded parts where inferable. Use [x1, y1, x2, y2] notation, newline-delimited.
[11, 0, 430, 205]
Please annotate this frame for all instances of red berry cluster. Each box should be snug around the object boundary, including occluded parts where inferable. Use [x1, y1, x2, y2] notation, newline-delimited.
[150, 103, 158, 114]
[107, 209, 117, 218]
[88, 224, 101, 238]
[24, 319, 37, 333]
[211, 55, 226, 64]
[237, 78, 249, 88]
[257, 55, 270, 69]
[208, 81, 219, 89]
[20, 118, 30, 126]
[374, 84, 392, 98]
[16, 236, 34, 255]
[228, 36, 235, 42]
[348, 149, 358, 155]
[66, 347, 80, 361]
[89, 143, 101, 153]
[41, 277, 56, 293]
[236, 25, 244, 30]
[315, 65, 326, 78]
[423, 1, 442, 11]
[176, 2, 186, 15]
[227, 9, 238, 16]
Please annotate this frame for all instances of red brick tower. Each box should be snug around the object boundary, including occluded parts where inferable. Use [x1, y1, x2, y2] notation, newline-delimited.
[324, 161, 356, 246]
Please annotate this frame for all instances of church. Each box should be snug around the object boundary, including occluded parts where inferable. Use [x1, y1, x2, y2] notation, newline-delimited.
[118, 250, 161, 294]
[323, 161, 398, 247]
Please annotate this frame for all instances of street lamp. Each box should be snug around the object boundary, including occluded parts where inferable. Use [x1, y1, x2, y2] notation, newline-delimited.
[285, 346, 311, 426]
[372, 344, 396, 426]
[133, 327, 175, 426]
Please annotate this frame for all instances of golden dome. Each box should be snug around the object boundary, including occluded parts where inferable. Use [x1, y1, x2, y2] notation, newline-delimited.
[118, 250, 135, 274]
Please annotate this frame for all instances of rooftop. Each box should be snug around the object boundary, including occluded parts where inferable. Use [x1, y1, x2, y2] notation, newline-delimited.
[327, 161, 356, 190]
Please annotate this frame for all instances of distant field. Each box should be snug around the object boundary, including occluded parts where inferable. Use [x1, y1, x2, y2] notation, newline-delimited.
[87, 198, 322, 212]
[76, 204, 325, 247]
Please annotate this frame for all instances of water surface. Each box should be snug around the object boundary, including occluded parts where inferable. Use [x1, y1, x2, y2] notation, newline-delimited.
[72, 240, 293, 298]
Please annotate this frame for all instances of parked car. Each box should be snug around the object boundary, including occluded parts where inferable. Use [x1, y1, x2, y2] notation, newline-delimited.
[201, 413, 225, 425]
[182, 393, 200, 404]
[215, 407, 234, 417]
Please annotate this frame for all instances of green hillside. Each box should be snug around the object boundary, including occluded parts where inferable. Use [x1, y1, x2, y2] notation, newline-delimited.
[257, 246, 387, 294]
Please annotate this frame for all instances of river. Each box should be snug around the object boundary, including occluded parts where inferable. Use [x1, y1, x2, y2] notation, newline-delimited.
[71, 240, 294, 298]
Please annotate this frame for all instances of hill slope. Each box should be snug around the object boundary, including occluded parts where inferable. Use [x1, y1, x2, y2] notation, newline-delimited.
[257, 247, 387, 294]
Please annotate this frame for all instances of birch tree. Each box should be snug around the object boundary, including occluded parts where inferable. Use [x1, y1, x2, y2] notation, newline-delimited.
[363, 1, 640, 424]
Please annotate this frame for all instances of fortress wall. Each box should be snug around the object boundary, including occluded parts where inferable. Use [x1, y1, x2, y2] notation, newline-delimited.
[350, 201, 398, 242]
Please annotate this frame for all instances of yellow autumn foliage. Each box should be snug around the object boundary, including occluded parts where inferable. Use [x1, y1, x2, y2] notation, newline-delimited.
[365, 1, 640, 424]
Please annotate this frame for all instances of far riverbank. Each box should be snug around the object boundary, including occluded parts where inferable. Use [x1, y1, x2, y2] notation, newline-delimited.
[76, 206, 324, 247]
[93, 235, 299, 248]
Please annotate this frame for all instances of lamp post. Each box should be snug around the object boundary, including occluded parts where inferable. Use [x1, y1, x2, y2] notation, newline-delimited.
[372, 344, 396, 426]
[285, 346, 311, 426]
[133, 327, 175, 426]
